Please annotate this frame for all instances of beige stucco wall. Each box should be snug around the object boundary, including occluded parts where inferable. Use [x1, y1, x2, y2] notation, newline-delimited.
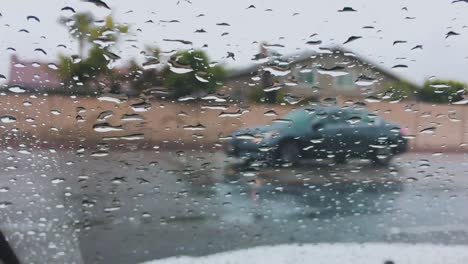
[0, 95, 466, 152]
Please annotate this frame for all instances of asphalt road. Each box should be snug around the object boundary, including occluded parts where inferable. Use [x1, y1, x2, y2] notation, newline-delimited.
[1, 149, 468, 264]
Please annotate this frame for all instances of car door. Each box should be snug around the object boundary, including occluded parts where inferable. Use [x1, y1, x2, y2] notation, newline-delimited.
[306, 116, 345, 158]
[340, 110, 369, 156]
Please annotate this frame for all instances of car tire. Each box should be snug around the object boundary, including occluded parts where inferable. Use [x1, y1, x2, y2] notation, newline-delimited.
[371, 144, 393, 166]
[278, 140, 300, 165]
[334, 153, 347, 164]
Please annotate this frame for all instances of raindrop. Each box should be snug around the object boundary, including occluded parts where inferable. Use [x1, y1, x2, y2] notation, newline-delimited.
[0, 201, 12, 209]
[183, 124, 206, 131]
[263, 66, 291, 76]
[419, 127, 436, 134]
[347, 116, 362, 124]
[446, 31, 460, 38]
[27, 15, 40, 22]
[178, 96, 196, 102]
[91, 151, 109, 157]
[202, 95, 226, 102]
[97, 110, 114, 121]
[306, 40, 322, 45]
[284, 94, 303, 104]
[142, 59, 160, 70]
[0, 115, 16, 123]
[168, 61, 193, 74]
[98, 95, 126, 104]
[392, 64, 408, 70]
[104, 206, 120, 212]
[8, 85, 26, 93]
[131, 101, 152, 112]
[343, 36, 362, 44]
[93, 123, 123, 132]
[51, 178, 65, 184]
[48, 63, 59, 70]
[338, 7, 357, 12]
[317, 66, 348, 77]
[103, 134, 144, 141]
[61, 6, 76, 13]
[81, 0, 111, 9]
[162, 39, 193, 45]
[195, 74, 209, 83]
[160, 19, 180, 23]
[219, 110, 242, 117]
[121, 113, 143, 121]
[365, 96, 381, 103]
[393, 40, 407, 45]
[142, 212, 152, 218]
[111, 177, 126, 184]
[226, 52, 235, 60]
[34, 48, 47, 55]
[82, 199, 96, 208]
[430, 84, 450, 88]
[355, 75, 377, 86]
[50, 110, 61, 115]
[264, 110, 278, 116]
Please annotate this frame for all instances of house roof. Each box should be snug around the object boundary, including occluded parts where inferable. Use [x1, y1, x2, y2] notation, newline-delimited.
[226, 46, 419, 88]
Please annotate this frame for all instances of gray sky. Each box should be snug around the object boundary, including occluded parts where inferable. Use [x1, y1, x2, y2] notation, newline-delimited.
[1, 0, 467, 85]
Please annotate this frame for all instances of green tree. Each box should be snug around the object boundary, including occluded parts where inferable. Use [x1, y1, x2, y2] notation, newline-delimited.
[383, 80, 418, 101]
[58, 13, 129, 93]
[127, 46, 164, 93]
[248, 86, 286, 104]
[163, 50, 225, 98]
[59, 13, 94, 58]
[419, 80, 467, 103]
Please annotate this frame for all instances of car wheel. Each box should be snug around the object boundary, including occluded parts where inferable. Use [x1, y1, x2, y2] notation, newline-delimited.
[371, 145, 393, 166]
[334, 153, 347, 164]
[279, 141, 300, 165]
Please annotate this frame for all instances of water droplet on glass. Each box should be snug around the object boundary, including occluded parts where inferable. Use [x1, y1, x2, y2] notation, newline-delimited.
[0, 115, 16, 123]
[131, 101, 152, 112]
[419, 127, 436, 134]
[8, 85, 26, 93]
[93, 123, 123, 132]
[51, 178, 65, 184]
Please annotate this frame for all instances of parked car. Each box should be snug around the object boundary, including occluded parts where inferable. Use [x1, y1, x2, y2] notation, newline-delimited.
[225, 106, 408, 165]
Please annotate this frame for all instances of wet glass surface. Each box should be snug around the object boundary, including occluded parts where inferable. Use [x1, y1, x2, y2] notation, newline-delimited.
[1, 1, 468, 264]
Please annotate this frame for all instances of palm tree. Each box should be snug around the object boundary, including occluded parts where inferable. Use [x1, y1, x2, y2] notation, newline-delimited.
[59, 13, 94, 57]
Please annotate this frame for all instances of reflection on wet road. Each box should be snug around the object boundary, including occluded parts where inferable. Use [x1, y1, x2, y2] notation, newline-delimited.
[221, 162, 404, 221]
[1, 150, 468, 263]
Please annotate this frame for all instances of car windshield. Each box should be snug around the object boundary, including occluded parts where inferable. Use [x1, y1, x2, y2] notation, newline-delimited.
[2, 1, 468, 264]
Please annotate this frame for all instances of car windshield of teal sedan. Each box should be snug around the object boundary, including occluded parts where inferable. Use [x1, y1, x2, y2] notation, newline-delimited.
[2, 1, 468, 264]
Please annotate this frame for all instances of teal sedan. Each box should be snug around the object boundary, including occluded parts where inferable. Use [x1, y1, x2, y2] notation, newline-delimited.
[225, 106, 408, 165]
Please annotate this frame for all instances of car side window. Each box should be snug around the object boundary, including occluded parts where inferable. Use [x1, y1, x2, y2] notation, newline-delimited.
[312, 117, 340, 131]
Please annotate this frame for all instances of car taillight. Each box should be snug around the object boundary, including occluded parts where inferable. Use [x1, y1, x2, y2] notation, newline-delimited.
[400, 127, 409, 135]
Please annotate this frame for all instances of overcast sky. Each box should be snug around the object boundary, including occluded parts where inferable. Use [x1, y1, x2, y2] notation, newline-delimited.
[1, 0, 468, 85]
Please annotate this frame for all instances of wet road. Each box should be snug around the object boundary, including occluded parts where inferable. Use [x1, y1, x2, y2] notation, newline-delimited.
[1, 150, 468, 263]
